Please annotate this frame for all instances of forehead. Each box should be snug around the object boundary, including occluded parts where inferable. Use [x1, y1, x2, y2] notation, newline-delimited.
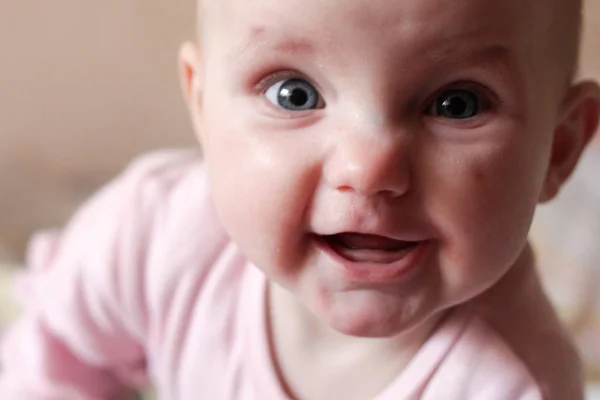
[211, 0, 541, 51]
[203, 0, 566, 101]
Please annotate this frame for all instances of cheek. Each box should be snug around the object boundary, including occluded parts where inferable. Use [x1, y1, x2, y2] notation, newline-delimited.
[422, 141, 546, 295]
[201, 114, 321, 276]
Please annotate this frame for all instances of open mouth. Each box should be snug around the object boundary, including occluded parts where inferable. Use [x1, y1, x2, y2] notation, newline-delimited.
[320, 233, 420, 264]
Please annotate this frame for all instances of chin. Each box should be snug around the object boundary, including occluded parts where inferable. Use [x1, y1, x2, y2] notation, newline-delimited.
[331, 320, 406, 338]
[318, 296, 429, 338]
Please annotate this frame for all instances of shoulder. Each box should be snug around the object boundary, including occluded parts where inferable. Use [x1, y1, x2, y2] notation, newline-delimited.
[42, 148, 212, 264]
[110, 148, 235, 300]
[127, 148, 232, 275]
[424, 309, 543, 400]
[113, 148, 205, 203]
[30, 149, 233, 338]
[122, 150, 245, 330]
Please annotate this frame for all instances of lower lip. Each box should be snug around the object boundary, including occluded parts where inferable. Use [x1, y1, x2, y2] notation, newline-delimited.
[315, 237, 430, 284]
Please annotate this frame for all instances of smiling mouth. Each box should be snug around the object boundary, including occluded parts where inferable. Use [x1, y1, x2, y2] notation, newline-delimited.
[320, 233, 420, 264]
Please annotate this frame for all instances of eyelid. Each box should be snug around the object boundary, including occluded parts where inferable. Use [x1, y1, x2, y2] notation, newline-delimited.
[256, 70, 314, 93]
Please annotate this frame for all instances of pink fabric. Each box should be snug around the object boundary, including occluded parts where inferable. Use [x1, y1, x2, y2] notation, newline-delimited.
[0, 150, 542, 399]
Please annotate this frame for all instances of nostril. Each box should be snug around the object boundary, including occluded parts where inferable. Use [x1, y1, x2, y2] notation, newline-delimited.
[336, 184, 404, 198]
[337, 185, 354, 193]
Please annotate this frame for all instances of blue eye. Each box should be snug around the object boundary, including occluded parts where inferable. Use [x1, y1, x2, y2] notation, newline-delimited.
[429, 89, 480, 119]
[265, 78, 321, 111]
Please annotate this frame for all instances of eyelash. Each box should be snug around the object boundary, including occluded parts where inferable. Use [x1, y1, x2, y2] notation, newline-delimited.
[255, 70, 313, 94]
[423, 82, 497, 115]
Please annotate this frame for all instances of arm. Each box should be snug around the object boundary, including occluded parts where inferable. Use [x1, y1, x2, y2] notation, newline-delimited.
[0, 150, 198, 399]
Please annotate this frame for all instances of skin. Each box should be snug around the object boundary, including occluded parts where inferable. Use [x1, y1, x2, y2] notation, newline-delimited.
[179, 0, 600, 398]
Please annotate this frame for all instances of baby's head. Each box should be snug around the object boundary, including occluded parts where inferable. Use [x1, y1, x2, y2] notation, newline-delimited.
[180, 0, 600, 337]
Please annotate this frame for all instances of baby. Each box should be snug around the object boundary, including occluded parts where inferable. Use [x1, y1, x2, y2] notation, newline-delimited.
[1, 0, 599, 398]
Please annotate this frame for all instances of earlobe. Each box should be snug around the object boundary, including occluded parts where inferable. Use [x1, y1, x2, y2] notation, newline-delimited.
[539, 81, 600, 203]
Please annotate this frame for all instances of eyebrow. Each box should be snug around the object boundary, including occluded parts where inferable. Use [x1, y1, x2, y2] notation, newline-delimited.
[272, 38, 315, 54]
[419, 41, 523, 88]
[226, 25, 316, 63]
[425, 43, 514, 66]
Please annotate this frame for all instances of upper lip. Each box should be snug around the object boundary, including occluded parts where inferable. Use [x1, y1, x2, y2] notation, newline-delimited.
[322, 233, 420, 253]
[314, 230, 426, 243]
[308, 206, 433, 242]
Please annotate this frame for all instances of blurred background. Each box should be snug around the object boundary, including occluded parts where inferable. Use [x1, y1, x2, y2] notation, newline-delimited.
[0, 1, 196, 261]
[0, 0, 599, 392]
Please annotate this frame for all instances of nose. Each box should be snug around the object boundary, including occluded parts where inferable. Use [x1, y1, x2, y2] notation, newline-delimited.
[323, 128, 411, 198]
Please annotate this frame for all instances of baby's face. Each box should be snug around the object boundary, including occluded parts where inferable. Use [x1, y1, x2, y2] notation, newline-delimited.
[191, 0, 571, 336]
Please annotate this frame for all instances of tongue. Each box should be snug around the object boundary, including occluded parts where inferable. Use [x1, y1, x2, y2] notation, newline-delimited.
[329, 233, 413, 251]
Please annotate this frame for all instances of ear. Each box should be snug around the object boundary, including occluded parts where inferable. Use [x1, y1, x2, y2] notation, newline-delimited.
[539, 81, 600, 203]
[178, 41, 204, 138]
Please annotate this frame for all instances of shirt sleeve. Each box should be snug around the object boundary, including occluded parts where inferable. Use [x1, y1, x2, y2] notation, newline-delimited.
[0, 150, 199, 399]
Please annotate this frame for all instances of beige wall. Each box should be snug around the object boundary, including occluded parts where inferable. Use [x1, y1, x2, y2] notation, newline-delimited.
[582, 0, 600, 80]
[1, 1, 599, 261]
[0, 1, 196, 259]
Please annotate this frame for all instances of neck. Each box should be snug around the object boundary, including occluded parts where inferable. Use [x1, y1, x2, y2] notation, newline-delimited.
[267, 282, 445, 399]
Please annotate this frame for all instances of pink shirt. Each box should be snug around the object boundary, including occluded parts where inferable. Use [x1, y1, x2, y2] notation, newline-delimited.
[0, 150, 542, 399]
